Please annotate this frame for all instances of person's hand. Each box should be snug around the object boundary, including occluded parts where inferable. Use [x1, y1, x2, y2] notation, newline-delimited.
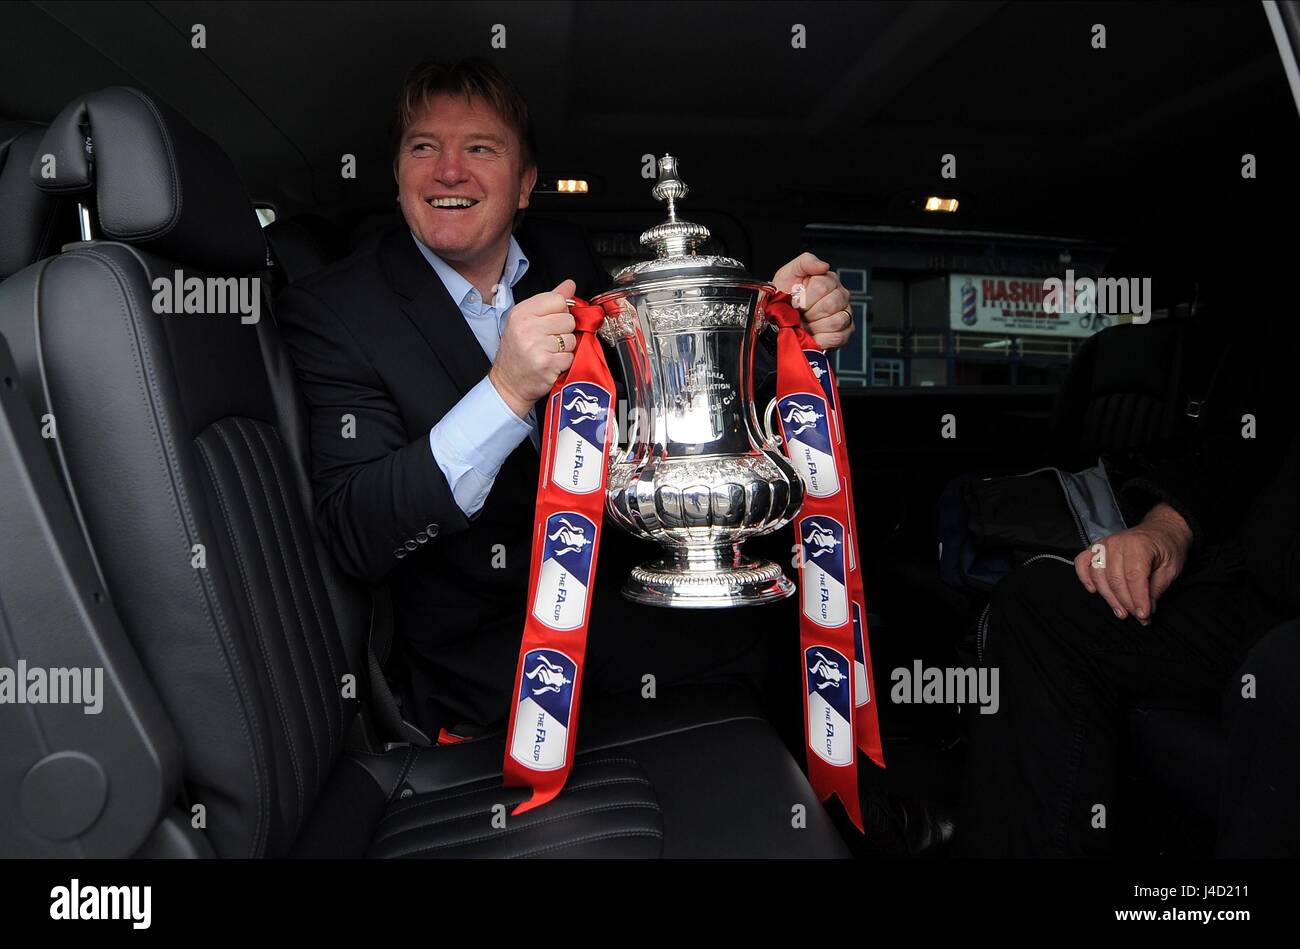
[489, 279, 577, 417]
[772, 252, 854, 350]
[1072, 502, 1193, 625]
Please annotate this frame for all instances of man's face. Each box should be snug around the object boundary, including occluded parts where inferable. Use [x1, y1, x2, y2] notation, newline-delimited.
[396, 92, 537, 267]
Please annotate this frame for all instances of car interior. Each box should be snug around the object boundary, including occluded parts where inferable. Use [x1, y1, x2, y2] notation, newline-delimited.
[2, 0, 1298, 861]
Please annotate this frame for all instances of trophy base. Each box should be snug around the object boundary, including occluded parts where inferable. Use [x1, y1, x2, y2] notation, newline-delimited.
[621, 548, 796, 609]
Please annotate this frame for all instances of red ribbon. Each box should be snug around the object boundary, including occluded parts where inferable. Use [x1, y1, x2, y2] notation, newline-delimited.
[503, 290, 884, 832]
[768, 290, 884, 833]
[503, 298, 615, 814]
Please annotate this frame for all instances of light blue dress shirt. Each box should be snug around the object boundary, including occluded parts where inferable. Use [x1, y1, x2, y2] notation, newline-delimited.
[417, 232, 538, 518]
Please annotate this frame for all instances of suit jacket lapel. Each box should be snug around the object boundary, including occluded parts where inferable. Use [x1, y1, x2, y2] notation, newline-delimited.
[384, 224, 553, 448]
[383, 226, 491, 400]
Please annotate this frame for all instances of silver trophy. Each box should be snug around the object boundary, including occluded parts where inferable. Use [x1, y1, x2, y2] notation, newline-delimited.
[592, 155, 805, 608]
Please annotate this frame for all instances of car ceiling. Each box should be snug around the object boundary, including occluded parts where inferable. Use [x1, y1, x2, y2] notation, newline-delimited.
[3, 0, 1297, 248]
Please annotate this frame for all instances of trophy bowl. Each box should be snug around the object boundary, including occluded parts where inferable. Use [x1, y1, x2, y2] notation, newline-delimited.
[592, 155, 804, 608]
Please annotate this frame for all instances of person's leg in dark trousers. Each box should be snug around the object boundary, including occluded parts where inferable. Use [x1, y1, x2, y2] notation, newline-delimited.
[956, 555, 1279, 857]
[1217, 618, 1300, 857]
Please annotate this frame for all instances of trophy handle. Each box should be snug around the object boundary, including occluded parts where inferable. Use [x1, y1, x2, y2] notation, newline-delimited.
[762, 397, 784, 449]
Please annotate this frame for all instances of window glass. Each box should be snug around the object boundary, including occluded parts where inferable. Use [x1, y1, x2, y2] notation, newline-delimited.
[803, 229, 1120, 389]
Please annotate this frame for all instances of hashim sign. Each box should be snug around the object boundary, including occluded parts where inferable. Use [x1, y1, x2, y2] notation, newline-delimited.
[950, 274, 1108, 338]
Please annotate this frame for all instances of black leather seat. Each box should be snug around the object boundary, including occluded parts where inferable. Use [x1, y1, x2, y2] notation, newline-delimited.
[1046, 315, 1220, 471]
[264, 214, 340, 287]
[0, 120, 77, 279]
[297, 685, 839, 858]
[0, 86, 847, 859]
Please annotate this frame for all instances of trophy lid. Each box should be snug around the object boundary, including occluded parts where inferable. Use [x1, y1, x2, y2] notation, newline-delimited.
[609, 154, 752, 287]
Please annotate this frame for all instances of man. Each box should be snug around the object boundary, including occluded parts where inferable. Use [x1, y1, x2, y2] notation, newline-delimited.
[957, 271, 1300, 857]
[276, 58, 855, 739]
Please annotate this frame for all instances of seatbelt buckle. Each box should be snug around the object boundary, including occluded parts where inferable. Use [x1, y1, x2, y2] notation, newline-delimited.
[379, 719, 433, 753]
[436, 722, 497, 745]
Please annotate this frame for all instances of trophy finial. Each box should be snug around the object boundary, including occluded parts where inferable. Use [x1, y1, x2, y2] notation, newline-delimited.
[652, 154, 688, 222]
[641, 153, 710, 258]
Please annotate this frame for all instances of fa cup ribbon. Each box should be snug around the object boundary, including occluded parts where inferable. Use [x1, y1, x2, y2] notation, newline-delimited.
[768, 290, 885, 834]
[503, 297, 615, 814]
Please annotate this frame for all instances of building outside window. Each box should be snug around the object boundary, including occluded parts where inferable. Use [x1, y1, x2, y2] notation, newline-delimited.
[801, 225, 1149, 390]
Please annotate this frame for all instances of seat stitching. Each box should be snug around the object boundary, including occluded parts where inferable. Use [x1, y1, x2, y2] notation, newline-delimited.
[211, 421, 327, 790]
[382, 774, 651, 818]
[510, 830, 664, 860]
[575, 717, 768, 756]
[378, 758, 646, 816]
[376, 793, 661, 840]
[380, 776, 653, 822]
[229, 418, 337, 761]
[27, 261, 115, 614]
[249, 422, 346, 709]
[195, 433, 307, 821]
[77, 247, 268, 856]
[376, 802, 663, 858]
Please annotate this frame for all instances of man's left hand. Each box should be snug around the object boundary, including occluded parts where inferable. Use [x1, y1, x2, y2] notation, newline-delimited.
[772, 252, 855, 351]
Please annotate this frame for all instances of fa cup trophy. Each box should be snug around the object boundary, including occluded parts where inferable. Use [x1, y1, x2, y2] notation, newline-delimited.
[592, 155, 805, 607]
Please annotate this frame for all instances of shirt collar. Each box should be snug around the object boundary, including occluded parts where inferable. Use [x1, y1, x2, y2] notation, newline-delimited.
[411, 231, 530, 309]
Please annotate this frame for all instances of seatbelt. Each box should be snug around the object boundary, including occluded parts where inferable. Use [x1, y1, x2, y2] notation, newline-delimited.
[1161, 321, 1188, 440]
[1185, 339, 1233, 429]
[366, 585, 430, 747]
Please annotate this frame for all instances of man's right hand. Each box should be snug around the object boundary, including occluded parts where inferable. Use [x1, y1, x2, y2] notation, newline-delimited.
[1072, 501, 1193, 625]
[489, 279, 577, 418]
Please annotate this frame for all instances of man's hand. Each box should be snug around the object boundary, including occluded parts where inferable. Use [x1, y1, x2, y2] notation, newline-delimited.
[1073, 502, 1193, 625]
[772, 252, 854, 350]
[489, 279, 577, 418]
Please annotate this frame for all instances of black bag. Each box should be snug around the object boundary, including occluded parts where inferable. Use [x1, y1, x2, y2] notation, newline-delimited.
[938, 324, 1237, 595]
[939, 459, 1128, 594]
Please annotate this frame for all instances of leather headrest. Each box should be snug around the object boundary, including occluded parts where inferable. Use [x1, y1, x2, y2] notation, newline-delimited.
[30, 87, 267, 273]
[0, 121, 74, 278]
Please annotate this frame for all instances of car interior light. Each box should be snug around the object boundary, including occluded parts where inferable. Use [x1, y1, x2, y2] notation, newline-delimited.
[924, 196, 959, 212]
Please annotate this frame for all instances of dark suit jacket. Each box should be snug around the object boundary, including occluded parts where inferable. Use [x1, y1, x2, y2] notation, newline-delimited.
[1118, 319, 1300, 620]
[277, 219, 613, 730]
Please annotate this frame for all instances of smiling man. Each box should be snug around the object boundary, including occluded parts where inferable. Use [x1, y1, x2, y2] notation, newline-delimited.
[277, 58, 856, 742]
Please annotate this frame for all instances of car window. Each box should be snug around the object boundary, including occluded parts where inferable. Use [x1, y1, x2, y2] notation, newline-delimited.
[803, 226, 1137, 389]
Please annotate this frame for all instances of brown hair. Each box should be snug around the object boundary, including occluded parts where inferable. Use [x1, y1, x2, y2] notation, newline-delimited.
[391, 58, 538, 227]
